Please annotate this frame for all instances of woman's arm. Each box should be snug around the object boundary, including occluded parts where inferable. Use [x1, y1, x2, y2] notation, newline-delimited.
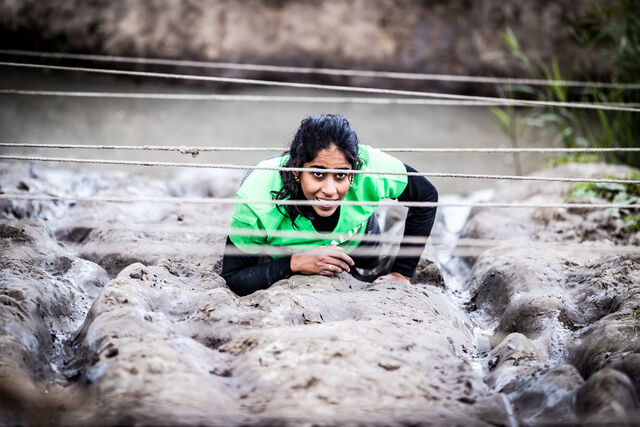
[382, 164, 438, 280]
[221, 237, 293, 296]
[221, 238, 354, 296]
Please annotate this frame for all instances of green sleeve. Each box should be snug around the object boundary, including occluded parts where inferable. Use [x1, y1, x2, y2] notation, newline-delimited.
[358, 145, 408, 200]
[228, 202, 267, 254]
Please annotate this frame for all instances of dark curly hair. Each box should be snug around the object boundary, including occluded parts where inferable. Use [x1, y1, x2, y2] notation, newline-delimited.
[272, 114, 362, 227]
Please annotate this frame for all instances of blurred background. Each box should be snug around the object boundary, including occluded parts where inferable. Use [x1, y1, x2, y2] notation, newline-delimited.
[0, 0, 634, 194]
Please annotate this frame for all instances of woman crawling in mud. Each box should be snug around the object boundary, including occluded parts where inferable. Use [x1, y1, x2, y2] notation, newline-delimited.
[221, 114, 438, 296]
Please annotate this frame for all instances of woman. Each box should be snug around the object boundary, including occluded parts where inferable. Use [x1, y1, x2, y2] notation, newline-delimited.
[221, 114, 438, 296]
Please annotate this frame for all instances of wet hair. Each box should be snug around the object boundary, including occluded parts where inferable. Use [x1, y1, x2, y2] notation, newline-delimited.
[272, 114, 362, 227]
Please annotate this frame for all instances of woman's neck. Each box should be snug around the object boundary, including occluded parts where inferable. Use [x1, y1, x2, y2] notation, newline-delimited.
[310, 207, 340, 233]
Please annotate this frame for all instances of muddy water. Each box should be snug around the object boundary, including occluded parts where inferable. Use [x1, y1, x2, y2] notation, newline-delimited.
[0, 67, 554, 195]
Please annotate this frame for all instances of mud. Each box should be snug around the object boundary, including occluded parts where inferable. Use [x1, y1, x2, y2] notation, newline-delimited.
[462, 162, 640, 425]
[1, 161, 639, 425]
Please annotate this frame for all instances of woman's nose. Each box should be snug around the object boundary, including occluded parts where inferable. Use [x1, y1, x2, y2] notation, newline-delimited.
[322, 177, 337, 195]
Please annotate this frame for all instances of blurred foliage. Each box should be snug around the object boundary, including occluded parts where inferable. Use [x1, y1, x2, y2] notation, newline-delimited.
[625, 214, 640, 233]
[564, 172, 640, 202]
[615, 306, 640, 321]
[547, 153, 602, 168]
[491, 0, 640, 169]
[564, 171, 640, 232]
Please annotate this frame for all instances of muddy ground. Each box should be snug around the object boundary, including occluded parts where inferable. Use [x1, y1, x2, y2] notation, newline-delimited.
[1, 161, 639, 425]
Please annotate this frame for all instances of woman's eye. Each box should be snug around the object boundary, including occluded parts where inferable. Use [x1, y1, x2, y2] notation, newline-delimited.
[313, 172, 324, 178]
[336, 173, 347, 179]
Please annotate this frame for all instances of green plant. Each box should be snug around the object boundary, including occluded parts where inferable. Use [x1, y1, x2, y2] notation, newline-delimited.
[564, 172, 640, 232]
[490, 101, 524, 174]
[491, 27, 599, 170]
[547, 153, 602, 168]
[565, 171, 640, 200]
[492, 1, 640, 169]
[572, 0, 640, 167]
[624, 214, 640, 233]
[615, 306, 640, 321]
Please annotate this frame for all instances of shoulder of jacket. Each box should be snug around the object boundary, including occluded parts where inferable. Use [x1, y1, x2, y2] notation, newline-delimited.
[235, 155, 286, 216]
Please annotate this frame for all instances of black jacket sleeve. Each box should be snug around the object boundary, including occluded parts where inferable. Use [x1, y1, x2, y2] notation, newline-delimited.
[390, 164, 438, 277]
[221, 237, 293, 296]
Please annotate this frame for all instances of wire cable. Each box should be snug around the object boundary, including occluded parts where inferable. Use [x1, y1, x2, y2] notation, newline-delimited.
[14, 219, 639, 250]
[1, 154, 638, 184]
[2, 193, 638, 209]
[2, 142, 640, 155]
[1, 49, 638, 90]
[1, 61, 639, 113]
[6, 217, 635, 257]
[7, 214, 638, 257]
[32, 239, 640, 258]
[0, 90, 508, 106]
[2, 89, 639, 108]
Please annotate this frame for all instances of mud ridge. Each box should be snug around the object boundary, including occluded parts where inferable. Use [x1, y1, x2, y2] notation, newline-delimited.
[1, 161, 639, 425]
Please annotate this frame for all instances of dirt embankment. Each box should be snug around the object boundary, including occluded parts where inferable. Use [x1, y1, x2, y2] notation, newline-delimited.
[0, 0, 607, 91]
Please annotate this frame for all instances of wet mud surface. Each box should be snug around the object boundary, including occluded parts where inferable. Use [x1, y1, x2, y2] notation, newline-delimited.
[1, 161, 639, 425]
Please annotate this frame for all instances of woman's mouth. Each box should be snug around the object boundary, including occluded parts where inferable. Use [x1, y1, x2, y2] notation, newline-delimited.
[317, 198, 338, 210]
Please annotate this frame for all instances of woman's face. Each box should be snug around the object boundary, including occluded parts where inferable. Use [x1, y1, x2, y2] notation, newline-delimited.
[296, 145, 353, 217]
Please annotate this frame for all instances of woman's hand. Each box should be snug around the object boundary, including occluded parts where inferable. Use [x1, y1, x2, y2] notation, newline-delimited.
[291, 246, 355, 276]
[373, 272, 410, 283]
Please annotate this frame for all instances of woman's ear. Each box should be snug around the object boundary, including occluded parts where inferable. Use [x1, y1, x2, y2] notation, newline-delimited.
[293, 172, 299, 182]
